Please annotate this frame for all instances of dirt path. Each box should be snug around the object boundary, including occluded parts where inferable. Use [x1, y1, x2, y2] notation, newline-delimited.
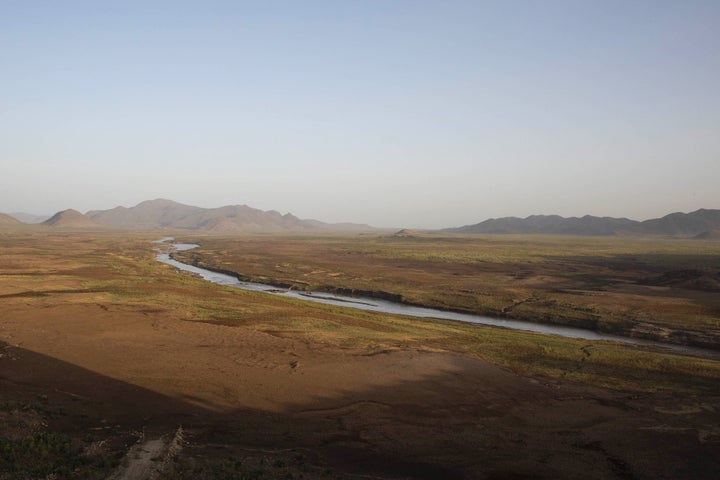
[109, 436, 168, 480]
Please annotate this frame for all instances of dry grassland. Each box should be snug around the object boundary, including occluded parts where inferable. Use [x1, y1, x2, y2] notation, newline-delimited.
[1, 229, 719, 479]
[175, 233, 720, 348]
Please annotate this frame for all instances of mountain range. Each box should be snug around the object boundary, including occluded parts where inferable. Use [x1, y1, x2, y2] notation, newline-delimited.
[80, 199, 372, 232]
[3, 200, 720, 237]
[75, 199, 373, 232]
[442, 209, 720, 237]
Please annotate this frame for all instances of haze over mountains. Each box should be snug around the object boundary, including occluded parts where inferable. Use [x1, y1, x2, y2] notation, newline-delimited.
[42, 209, 102, 228]
[0, 213, 22, 226]
[6, 199, 373, 232]
[85, 199, 373, 233]
[8, 212, 49, 224]
[3, 200, 720, 237]
[443, 209, 720, 237]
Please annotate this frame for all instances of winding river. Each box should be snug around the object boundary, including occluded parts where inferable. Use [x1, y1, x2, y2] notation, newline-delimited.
[154, 239, 718, 359]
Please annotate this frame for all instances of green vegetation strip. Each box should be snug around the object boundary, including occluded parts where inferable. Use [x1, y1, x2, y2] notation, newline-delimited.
[173, 233, 720, 348]
[2, 231, 719, 396]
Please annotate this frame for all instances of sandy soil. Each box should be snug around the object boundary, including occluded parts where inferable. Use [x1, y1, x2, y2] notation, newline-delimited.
[2, 298, 719, 479]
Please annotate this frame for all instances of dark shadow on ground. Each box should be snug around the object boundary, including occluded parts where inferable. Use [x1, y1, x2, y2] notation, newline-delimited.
[2, 340, 719, 479]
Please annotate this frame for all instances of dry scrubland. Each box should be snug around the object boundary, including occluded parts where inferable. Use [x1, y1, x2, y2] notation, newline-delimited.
[0, 228, 719, 479]
[175, 233, 720, 348]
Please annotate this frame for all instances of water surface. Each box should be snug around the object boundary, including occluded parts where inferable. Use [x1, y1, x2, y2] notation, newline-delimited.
[155, 240, 718, 359]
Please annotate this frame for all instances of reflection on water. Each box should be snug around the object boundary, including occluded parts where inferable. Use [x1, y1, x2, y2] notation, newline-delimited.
[155, 240, 718, 359]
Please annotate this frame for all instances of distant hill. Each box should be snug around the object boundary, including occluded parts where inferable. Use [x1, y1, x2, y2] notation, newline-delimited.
[43, 209, 102, 228]
[443, 214, 637, 236]
[443, 209, 720, 237]
[393, 229, 421, 237]
[694, 228, 720, 240]
[0, 213, 23, 226]
[9, 212, 50, 224]
[87, 199, 375, 232]
[635, 209, 720, 236]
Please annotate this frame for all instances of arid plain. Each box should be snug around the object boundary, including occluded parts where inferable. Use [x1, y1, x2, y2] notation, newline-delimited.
[1, 227, 720, 479]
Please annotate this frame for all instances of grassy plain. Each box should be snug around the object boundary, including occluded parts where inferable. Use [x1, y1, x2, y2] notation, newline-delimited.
[174, 233, 720, 348]
[1, 228, 719, 479]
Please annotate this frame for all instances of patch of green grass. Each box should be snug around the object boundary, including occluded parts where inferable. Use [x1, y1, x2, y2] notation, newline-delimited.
[174, 233, 720, 347]
[0, 433, 84, 478]
[2, 231, 719, 395]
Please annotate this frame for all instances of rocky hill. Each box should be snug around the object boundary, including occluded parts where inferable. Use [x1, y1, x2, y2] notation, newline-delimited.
[87, 199, 374, 232]
[443, 214, 637, 235]
[443, 209, 720, 237]
[42, 209, 102, 228]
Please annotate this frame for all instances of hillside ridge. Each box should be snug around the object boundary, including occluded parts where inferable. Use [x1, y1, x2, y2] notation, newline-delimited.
[0, 213, 23, 226]
[86, 199, 375, 232]
[442, 209, 720, 237]
[42, 209, 102, 228]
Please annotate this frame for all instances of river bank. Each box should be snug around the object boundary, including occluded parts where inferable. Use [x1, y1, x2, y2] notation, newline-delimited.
[159, 240, 720, 358]
[167, 234, 720, 353]
[2, 231, 719, 479]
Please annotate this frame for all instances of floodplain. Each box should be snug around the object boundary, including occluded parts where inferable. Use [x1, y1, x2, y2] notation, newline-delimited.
[175, 232, 720, 347]
[1, 228, 719, 479]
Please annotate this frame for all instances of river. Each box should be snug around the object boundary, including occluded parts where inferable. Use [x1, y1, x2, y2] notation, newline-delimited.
[154, 240, 718, 359]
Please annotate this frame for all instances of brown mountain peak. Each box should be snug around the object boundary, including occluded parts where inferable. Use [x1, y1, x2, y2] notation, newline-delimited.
[43, 209, 102, 228]
[0, 213, 23, 225]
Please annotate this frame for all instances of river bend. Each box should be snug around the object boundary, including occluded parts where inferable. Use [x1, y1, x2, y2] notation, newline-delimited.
[154, 240, 718, 359]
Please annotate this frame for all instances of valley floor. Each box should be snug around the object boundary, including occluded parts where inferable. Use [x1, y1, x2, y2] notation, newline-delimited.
[174, 233, 720, 349]
[1, 230, 719, 479]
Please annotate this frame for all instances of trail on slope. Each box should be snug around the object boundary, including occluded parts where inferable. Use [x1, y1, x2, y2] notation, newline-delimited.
[109, 427, 183, 480]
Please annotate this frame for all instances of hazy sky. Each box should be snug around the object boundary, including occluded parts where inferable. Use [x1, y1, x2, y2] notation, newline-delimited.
[1, 1, 719, 228]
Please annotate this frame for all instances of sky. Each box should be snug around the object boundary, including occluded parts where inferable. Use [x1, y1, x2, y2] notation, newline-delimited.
[1, 0, 719, 228]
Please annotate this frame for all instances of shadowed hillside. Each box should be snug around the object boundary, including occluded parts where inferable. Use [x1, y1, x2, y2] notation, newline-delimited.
[695, 228, 720, 240]
[638, 209, 720, 236]
[443, 209, 720, 237]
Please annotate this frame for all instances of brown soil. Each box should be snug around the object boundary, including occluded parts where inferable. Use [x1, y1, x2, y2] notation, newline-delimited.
[1, 231, 719, 479]
[2, 301, 719, 479]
